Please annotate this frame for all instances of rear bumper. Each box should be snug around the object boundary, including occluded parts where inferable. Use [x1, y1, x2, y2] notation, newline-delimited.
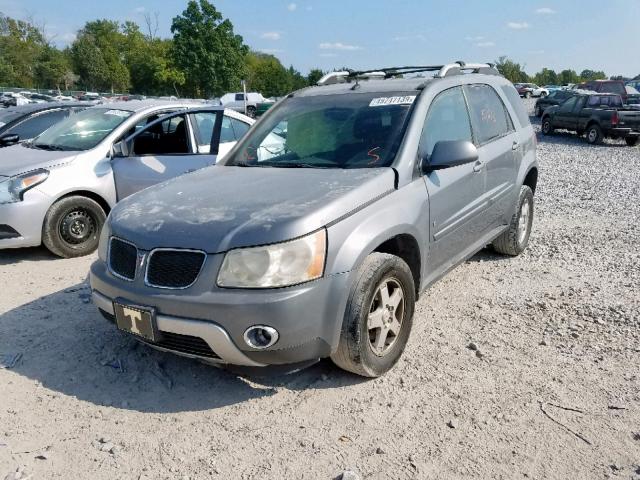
[89, 258, 351, 367]
[610, 127, 640, 137]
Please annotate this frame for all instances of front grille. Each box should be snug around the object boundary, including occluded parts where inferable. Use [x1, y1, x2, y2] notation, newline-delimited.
[146, 249, 205, 289]
[153, 332, 220, 359]
[109, 238, 138, 280]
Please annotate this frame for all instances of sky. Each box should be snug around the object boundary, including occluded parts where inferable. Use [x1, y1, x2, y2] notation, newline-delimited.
[1, 0, 639, 77]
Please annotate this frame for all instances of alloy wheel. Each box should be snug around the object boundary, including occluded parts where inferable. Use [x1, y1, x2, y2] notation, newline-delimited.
[367, 278, 406, 356]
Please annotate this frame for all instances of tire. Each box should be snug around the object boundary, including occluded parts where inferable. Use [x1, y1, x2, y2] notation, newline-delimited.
[42, 196, 106, 258]
[541, 117, 554, 135]
[586, 124, 603, 145]
[492, 185, 534, 256]
[246, 106, 257, 118]
[541, 91, 548, 98]
[625, 137, 639, 147]
[525, 92, 531, 99]
[331, 253, 416, 378]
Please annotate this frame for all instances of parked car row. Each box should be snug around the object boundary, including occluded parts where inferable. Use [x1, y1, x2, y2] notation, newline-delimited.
[515, 83, 549, 98]
[2, 61, 539, 378]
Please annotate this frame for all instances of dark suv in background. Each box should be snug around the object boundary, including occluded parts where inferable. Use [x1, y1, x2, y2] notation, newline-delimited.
[534, 90, 575, 117]
[577, 80, 628, 102]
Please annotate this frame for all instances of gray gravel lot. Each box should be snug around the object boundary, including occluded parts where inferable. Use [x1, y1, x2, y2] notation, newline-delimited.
[0, 98, 639, 480]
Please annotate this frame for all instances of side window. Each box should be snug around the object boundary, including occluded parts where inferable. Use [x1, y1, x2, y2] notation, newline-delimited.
[8, 110, 68, 139]
[500, 84, 530, 127]
[587, 96, 600, 107]
[235, 93, 245, 102]
[220, 116, 235, 143]
[419, 86, 472, 158]
[464, 84, 512, 145]
[190, 112, 218, 146]
[230, 118, 250, 140]
[559, 96, 578, 112]
[133, 114, 189, 155]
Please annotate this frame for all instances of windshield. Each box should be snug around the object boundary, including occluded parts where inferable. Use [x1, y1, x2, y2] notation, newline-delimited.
[31, 107, 132, 151]
[223, 92, 417, 169]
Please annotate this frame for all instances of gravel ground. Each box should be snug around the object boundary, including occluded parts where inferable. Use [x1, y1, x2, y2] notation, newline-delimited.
[1, 98, 639, 480]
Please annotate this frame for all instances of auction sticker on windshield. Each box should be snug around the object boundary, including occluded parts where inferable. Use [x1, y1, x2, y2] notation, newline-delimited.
[369, 96, 416, 107]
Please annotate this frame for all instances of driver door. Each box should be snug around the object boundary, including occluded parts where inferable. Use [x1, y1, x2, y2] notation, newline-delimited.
[112, 110, 223, 201]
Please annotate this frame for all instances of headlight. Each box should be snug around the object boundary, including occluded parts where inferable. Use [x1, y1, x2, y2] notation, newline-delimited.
[217, 229, 327, 288]
[0, 169, 49, 204]
[97, 216, 112, 262]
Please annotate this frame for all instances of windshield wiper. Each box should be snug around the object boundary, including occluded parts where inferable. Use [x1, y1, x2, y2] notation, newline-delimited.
[32, 143, 73, 151]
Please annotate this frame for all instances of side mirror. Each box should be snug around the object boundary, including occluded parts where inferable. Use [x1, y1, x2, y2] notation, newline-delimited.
[111, 140, 129, 158]
[0, 133, 20, 146]
[422, 140, 479, 173]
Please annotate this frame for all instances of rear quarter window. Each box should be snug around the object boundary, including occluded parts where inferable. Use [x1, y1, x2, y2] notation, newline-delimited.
[500, 85, 530, 128]
[465, 84, 512, 144]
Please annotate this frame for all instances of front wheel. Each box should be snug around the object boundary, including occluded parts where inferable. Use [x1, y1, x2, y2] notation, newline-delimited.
[625, 136, 639, 147]
[42, 196, 106, 258]
[331, 253, 415, 378]
[541, 118, 554, 135]
[492, 185, 534, 256]
[525, 92, 532, 99]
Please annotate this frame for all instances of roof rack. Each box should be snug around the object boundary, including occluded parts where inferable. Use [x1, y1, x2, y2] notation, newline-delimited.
[316, 61, 500, 85]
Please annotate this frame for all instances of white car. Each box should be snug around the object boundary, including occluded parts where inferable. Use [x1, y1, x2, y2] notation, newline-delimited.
[516, 83, 549, 98]
[0, 101, 253, 257]
[220, 92, 266, 117]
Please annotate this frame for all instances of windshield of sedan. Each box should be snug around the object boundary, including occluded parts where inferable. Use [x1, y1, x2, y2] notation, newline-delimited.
[29, 107, 133, 151]
[223, 92, 417, 169]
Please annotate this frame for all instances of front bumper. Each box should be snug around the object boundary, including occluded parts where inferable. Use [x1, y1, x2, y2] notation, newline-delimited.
[89, 257, 351, 367]
[0, 188, 50, 249]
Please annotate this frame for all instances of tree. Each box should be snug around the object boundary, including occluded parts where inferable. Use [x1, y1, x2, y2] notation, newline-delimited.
[494, 56, 529, 83]
[307, 68, 324, 86]
[558, 69, 580, 85]
[171, 0, 248, 97]
[246, 51, 290, 97]
[533, 67, 558, 86]
[580, 69, 606, 81]
[0, 14, 48, 87]
[34, 46, 72, 90]
[71, 20, 130, 92]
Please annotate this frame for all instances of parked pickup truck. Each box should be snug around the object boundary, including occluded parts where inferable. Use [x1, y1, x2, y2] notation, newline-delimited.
[541, 92, 640, 146]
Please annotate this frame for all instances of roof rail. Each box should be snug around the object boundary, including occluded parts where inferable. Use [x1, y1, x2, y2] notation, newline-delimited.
[316, 62, 501, 86]
[435, 61, 499, 78]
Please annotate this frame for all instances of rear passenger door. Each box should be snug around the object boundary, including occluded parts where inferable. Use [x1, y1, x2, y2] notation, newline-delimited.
[421, 86, 487, 273]
[464, 84, 518, 228]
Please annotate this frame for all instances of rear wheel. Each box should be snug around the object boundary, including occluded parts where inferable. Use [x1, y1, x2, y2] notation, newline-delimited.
[42, 196, 106, 258]
[586, 124, 603, 145]
[625, 136, 639, 147]
[541, 117, 554, 135]
[246, 106, 257, 118]
[331, 253, 415, 378]
[492, 185, 534, 256]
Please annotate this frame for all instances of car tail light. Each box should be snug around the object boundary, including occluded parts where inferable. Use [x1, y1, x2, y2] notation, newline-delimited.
[612, 111, 619, 126]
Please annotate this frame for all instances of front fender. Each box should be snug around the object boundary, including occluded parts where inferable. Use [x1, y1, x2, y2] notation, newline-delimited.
[325, 179, 430, 283]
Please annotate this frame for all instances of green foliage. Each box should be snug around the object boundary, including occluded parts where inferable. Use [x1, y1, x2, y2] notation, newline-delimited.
[171, 0, 248, 97]
[557, 69, 581, 85]
[0, 14, 47, 87]
[532, 67, 558, 86]
[307, 69, 324, 86]
[580, 69, 606, 81]
[495, 56, 529, 83]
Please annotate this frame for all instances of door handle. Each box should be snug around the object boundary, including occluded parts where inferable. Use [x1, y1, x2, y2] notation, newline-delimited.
[512, 141, 520, 151]
[472, 161, 483, 173]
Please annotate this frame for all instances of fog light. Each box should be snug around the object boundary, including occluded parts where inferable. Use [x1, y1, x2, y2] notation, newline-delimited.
[243, 326, 279, 349]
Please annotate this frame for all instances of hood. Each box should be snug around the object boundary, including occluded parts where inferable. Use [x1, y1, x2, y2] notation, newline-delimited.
[110, 166, 396, 253]
[0, 143, 78, 177]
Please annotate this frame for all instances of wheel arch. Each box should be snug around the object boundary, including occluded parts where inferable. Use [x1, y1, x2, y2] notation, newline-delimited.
[371, 234, 421, 295]
[51, 190, 111, 216]
[522, 167, 538, 194]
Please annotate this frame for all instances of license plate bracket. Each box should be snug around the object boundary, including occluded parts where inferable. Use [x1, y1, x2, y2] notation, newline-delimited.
[113, 301, 158, 342]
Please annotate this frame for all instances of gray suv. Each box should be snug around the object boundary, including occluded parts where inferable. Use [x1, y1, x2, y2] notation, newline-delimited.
[90, 62, 538, 377]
